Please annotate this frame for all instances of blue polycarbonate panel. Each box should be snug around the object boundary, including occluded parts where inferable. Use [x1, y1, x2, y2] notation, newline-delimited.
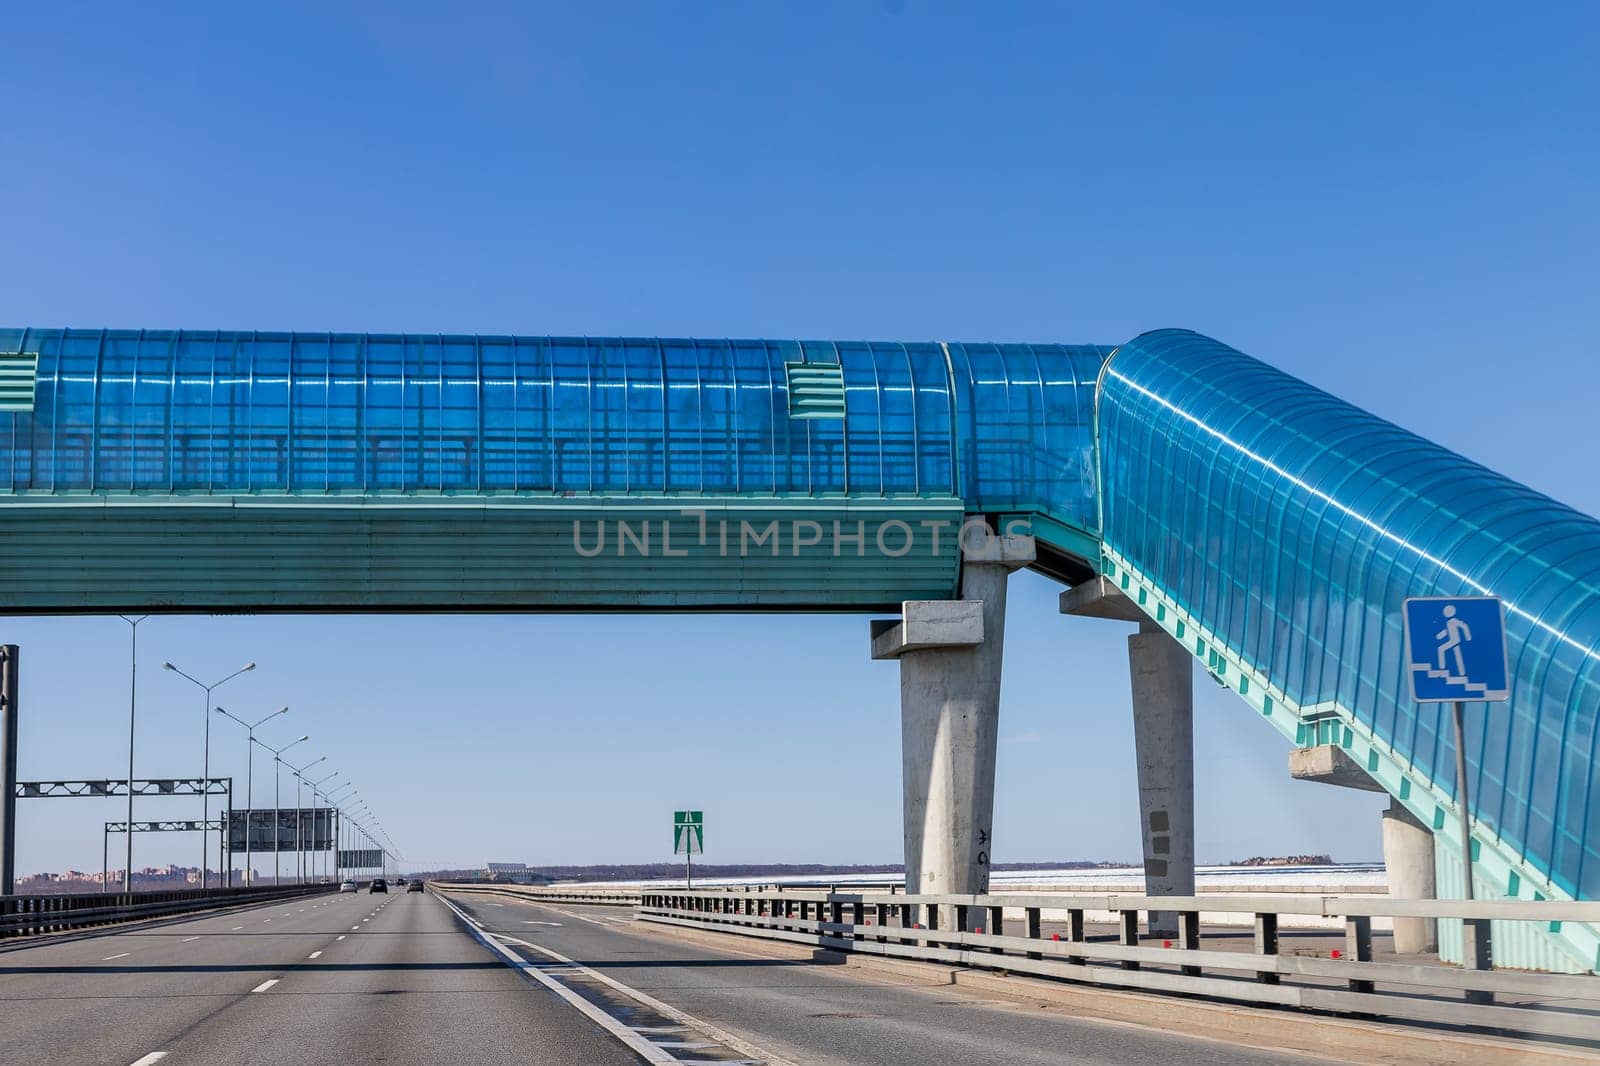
[1098, 329, 1600, 900]
[0, 331, 1110, 533]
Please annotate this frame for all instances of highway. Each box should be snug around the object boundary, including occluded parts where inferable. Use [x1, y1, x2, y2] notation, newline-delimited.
[0, 886, 1330, 1065]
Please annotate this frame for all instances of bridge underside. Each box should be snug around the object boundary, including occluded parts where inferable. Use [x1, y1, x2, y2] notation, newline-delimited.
[0, 496, 971, 613]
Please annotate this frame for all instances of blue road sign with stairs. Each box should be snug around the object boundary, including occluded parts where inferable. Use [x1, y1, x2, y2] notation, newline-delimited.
[1403, 596, 1510, 703]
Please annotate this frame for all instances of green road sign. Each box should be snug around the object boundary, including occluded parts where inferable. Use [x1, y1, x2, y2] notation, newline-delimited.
[674, 810, 703, 855]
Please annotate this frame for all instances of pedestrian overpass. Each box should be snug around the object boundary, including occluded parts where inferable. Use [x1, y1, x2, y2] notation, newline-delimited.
[0, 326, 1594, 971]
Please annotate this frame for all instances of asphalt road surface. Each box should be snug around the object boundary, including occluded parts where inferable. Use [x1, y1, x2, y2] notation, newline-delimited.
[0, 887, 1329, 1065]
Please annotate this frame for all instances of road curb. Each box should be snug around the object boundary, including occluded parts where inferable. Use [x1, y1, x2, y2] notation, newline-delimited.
[623, 917, 1600, 1066]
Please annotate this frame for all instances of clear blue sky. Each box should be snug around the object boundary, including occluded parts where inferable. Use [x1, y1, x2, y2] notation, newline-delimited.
[2, 3, 1596, 876]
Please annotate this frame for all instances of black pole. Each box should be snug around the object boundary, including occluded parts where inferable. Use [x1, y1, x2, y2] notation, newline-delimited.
[0, 645, 18, 896]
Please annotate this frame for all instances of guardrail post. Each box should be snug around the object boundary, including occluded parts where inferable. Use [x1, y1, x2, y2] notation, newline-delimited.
[1119, 908, 1140, 970]
[1463, 918, 1493, 1004]
[1067, 908, 1086, 965]
[1178, 910, 1201, 976]
[851, 900, 864, 941]
[1254, 912, 1280, 984]
[1345, 916, 1374, 994]
[1026, 906, 1042, 960]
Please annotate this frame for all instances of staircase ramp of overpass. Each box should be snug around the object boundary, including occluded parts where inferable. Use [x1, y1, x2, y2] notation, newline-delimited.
[0, 325, 1594, 970]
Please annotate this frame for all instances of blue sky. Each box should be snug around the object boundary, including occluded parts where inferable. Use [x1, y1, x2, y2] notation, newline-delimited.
[2, 3, 1596, 875]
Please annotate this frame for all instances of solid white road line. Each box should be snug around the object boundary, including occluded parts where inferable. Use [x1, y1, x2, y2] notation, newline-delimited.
[250, 979, 279, 993]
[487, 929, 798, 1066]
[436, 895, 679, 1065]
[102, 953, 131, 961]
[128, 1053, 168, 1066]
[308, 951, 322, 959]
[182, 936, 201, 943]
[522, 920, 562, 926]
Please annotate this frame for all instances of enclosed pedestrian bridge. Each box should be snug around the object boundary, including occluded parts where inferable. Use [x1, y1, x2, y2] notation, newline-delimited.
[0, 326, 1596, 970]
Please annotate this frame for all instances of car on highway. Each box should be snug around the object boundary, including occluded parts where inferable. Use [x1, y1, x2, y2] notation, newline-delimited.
[395, 877, 407, 887]
[369, 877, 388, 893]
[339, 879, 358, 894]
[406, 879, 424, 893]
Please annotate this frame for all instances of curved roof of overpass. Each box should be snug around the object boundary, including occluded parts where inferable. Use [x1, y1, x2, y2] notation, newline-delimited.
[0, 325, 1595, 946]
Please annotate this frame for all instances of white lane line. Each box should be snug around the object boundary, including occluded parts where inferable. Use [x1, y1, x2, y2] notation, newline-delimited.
[231, 926, 243, 931]
[350, 925, 360, 930]
[102, 952, 131, 961]
[486, 927, 798, 1066]
[182, 936, 201, 943]
[308, 951, 322, 959]
[262, 919, 272, 923]
[362, 918, 370, 923]
[336, 935, 346, 941]
[436, 894, 679, 1064]
[128, 1053, 168, 1066]
[251, 979, 279, 993]
[522, 920, 562, 926]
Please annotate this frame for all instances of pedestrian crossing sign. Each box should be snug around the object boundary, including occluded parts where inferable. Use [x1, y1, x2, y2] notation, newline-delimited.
[1403, 596, 1510, 703]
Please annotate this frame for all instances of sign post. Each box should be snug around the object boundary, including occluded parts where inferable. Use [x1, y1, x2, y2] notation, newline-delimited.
[674, 810, 703, 889]
[1404, 595, 1509, 985]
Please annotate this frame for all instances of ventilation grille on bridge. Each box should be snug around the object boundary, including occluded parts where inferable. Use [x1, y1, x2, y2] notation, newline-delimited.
[784, 360, 845, 420]
[0, 351, 39, 413]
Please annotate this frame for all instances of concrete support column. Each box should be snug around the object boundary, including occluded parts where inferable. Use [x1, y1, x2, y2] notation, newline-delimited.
[873, 531, 1033, 932]
[1128, 623, 1194, 937]
[1382, 797, 1439, 954]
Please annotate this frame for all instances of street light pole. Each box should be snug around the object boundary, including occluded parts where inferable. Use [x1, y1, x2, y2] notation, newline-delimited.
[260, 735, 307, 885]
[215, 706, 287, 886]
[117, 616, 149, 892]
[163, 661, 255, 890]
[309, 771, 340, 883]
[290, 756, 325, 884]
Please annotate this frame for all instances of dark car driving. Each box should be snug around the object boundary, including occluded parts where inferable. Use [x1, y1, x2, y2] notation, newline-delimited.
[369, 877, 388, 893]
[406, 879, 424, 893]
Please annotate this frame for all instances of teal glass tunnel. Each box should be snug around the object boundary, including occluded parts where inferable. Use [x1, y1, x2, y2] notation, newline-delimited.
[0, 326, 1594, 913]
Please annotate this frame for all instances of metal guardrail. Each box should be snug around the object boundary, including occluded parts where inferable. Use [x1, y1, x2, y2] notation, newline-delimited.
[637, 889, 1600, 1044]
[432, 883, 643, 907]
[0, 882, 333, 939]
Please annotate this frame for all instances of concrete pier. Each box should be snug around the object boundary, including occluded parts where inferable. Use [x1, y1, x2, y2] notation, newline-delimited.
[873, 530, 1033, 930]
[1127, 624, 1195, 937]
[1290, 744, 1439, 954]
[1061, 578, 1195, 937]
[1382, 798, 1439, 953]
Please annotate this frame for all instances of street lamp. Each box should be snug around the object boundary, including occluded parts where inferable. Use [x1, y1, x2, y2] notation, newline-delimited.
[163, 660, 255, 889]
[117, 615, 149, 892]
[327, 785, 355, 882]
[259, 734, 308, 884]
[288, 755, 326, 884]
[308, 771, 340, 883]
[214, 706, 287, 885]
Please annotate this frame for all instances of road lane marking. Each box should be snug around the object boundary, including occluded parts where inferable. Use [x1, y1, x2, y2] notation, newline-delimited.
[308, 951, 322, 959]
[102, 952, 130, 960]
[351, 925, 360, 930]
[129, 1054, 168, 1066]
[251, 979, 279, 993]
[434, 895, 678, 1065]
[231, 926, 243, 931]
[182, 936, 201, 942]
[522, 920, 562, 926]
[336, 935, 346, 941]
[262, 919, 271, 923]
[483, 926, 797, 1066]
[362, 918, 370, 923]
